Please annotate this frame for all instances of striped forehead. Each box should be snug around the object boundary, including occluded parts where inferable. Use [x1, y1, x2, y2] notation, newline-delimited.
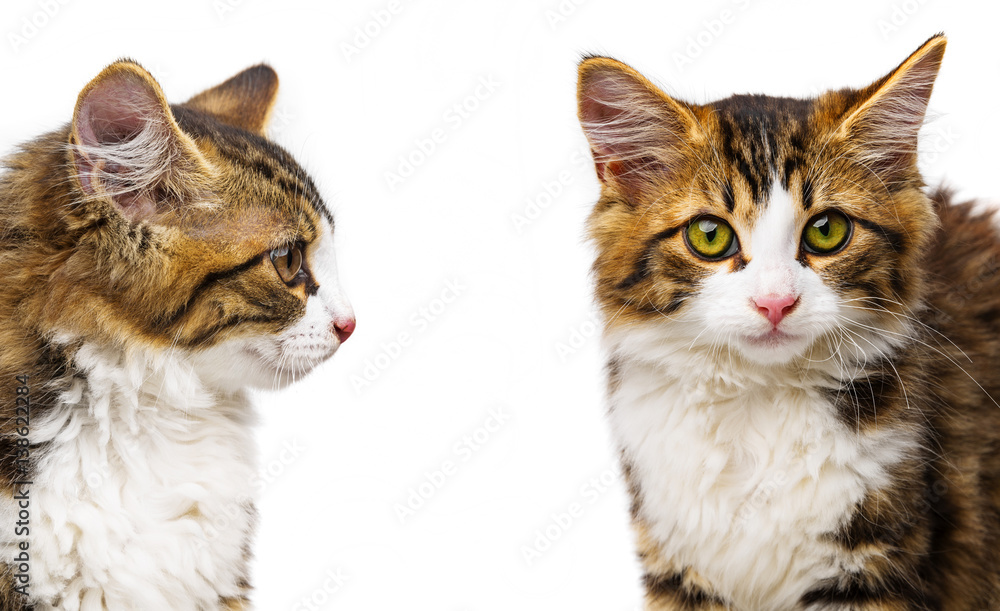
[709, 94, 814, 215]
[172, 105, 334, 229]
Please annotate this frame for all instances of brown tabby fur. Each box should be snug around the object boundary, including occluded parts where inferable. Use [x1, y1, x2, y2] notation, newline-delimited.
[580, 35, 1000, 610]
[0, 60, 332, 609]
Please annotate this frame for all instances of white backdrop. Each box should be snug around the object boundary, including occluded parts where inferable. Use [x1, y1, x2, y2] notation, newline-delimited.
[2, 1, 998, 609]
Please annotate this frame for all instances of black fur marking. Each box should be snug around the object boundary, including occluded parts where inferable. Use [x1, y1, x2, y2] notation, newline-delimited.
[645, 572, 728, 608]
[136, 225, 154, 252]
[184, 312, 284, 347]
[616, 258, 651, 291]
[789, 132, 807, 154]
[855, 217, 906, 253]
[802, 177, 814, 211]
[889, 268, 906, 299]
[827, 359, 900, 429]
[157, 254, 266, 328]
[735, 155, 762, 204]
[832, 493, 910, 552]
[171, 105, 335, 228]
[854, 279, 886, 302]
[616, 225, 682, 290]
[800, 572, 929, 609]
[722, 181, 735, 213]
[661, 290, 689, 315]
[648, 224, 680, 245]
[711, 95, 814, 206]
[782, 156, 799, 189]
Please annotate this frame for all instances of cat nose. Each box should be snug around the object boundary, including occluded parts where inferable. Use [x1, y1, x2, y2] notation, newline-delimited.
[753, 295, 798, 326]
[333, 316, 356, 343]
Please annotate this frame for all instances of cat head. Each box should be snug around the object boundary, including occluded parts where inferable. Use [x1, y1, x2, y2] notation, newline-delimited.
[39, 60, 354, 390]
[578, 36, 946, 367]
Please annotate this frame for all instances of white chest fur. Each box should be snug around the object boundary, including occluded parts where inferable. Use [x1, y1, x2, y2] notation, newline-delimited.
[607, 338, 913, 610]
[5, 343, 257, 610]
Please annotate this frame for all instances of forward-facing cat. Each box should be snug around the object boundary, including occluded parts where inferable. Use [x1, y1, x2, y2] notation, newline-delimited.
[0, 61, 355, 609]
[578, 35, 1000, 610]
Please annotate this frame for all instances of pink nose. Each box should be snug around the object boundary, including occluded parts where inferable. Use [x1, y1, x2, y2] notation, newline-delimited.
[333, 317, 356, 343]
[753, 295, 798, 326]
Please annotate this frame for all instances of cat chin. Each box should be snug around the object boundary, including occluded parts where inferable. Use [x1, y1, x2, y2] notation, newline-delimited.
[238, 342, 338, 390]
[185, 340, 337, 393]
[734, 331, 812, 365]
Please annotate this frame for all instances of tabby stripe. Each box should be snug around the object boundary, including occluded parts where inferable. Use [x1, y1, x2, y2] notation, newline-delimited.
[173, 105, 333, 226]
[789, 133, 806, 154]
[888, 268, 905, 299]
[183, 312, 284, 347]
[826, 359, 902, 429]
[661, 290, 690, 314]
[782, 157, 797, 189]
[764, 127, 780, 165]
[802, 176, 814, 211]
[215, 146, 312, 203]
[159, 254, 266, 329]
[644, 572, 728, 609]
[722, 181, 736, 213]
[855, 217, 906, 253]
[224, 147, 331, 230]
[832, 489, 912, 551]
[735, 155, 762, 204]
[616, 225, 682, 290]
[800, 572, 930, 609]
[293, 170, 332, 228]
[717, 114, 768, 205]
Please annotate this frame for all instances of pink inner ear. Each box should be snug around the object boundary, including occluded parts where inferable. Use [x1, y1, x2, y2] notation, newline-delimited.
[73, 69, 175, 222]
[579, 73, 634, 159]
[579, 70, 681, 194]
[579, 86, 621, 181]
[77, 79, 158, 149]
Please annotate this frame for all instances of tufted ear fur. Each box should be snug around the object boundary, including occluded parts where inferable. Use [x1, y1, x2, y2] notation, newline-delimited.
[835, 34, 946, 184]
[70, 59, 213, 222]
[577, 56, 703, 201]
[182, 64, 279, 135]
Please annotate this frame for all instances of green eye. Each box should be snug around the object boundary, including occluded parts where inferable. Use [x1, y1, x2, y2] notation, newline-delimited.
[685, 217, 738, 259]
[802, 210, 851, 254]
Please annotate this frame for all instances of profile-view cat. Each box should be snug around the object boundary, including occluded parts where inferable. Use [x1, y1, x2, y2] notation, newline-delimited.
[0, 61, 355, 609]
[578, 35, 1000, 609]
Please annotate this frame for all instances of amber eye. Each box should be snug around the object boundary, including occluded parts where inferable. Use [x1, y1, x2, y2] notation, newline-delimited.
[685, 216, 739, 260]
[270, 244, 303, 284]
[802, 210, 852, 254]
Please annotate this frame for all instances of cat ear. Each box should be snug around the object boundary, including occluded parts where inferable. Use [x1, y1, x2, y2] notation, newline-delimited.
[182, 64, 279, 135]
[577, 56, 701, 200]
[836, 34, 947, 182]
[71, 60, 211, 222]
